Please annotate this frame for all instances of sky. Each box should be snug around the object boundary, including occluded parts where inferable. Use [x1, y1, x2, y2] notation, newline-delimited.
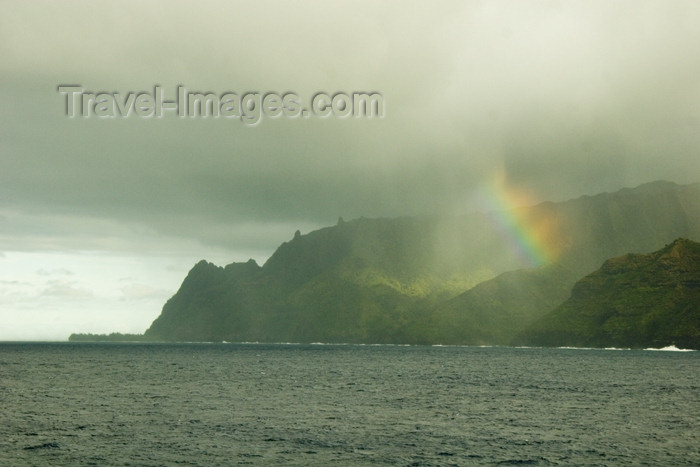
[1, 0, 700, 340]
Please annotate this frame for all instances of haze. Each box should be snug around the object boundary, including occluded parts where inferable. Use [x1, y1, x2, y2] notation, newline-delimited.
[1, 0, 699, 340]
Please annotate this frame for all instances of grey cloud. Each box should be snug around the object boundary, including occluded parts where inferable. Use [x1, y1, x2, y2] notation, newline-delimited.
[36, 268, 74, 277]
[1, 0, 699, 259]
[41, 280, 92, 300]
[0, 280, 30, 287]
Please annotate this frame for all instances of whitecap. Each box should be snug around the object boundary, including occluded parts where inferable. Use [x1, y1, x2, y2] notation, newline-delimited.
[644, 345, 695, 352]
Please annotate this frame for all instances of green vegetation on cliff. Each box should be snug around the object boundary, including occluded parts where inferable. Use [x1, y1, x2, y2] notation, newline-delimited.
[146, 216, 509, 343]
[515, 238, 700, 349]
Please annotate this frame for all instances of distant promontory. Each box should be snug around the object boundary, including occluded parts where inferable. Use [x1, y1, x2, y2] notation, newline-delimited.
[515, 238, 700, 349]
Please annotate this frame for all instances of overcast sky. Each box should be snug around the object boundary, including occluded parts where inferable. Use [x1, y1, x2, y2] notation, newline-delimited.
[1, 0, 699, 340]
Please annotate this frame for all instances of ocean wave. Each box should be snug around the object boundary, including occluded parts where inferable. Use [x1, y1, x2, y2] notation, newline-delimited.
[644, 345, 695, 352]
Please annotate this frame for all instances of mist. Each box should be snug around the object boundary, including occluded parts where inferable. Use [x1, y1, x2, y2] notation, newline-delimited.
[1, 0, 699, 339]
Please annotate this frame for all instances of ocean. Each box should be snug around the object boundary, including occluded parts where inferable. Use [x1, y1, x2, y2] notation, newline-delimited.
[1, 343, 698, 466]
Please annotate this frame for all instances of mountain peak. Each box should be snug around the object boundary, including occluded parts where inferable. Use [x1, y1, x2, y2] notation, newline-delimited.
[662, 237, 700, 256]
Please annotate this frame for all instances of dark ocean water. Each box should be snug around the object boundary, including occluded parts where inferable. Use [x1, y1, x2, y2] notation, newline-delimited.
[1, 343, 698, 466]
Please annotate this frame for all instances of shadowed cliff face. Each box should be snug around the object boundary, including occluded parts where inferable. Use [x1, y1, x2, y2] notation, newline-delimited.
[516, 238, 700, 349]
[145, 181, 700, 344]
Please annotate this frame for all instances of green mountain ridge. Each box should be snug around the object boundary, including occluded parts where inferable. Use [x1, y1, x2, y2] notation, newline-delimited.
[515, 238, 700, 349]
[129, 180, 700, 345]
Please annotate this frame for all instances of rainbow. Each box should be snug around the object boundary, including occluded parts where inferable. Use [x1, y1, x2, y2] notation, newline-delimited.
[477, 180, 553, 268]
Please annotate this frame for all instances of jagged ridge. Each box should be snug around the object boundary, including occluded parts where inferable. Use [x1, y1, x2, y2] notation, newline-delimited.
[144, 181, 700, 344]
